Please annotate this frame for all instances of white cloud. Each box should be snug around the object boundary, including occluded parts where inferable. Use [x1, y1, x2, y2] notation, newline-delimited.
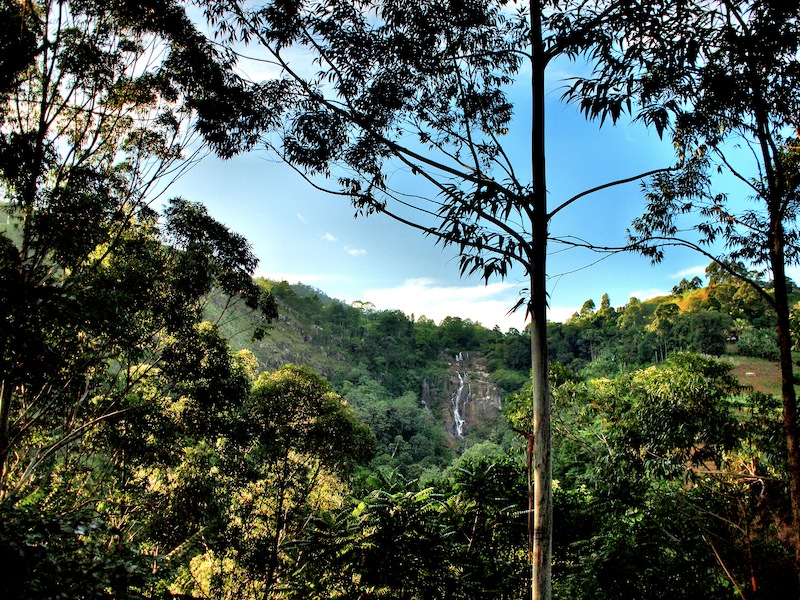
[322, 233, 338, 242]
[548, 305, 580, 323]
[296, 213, 307, 223]
[362, 278, 528, 330]
[345, 245, 367, 256]
[671, 265, 707, 279]
[256, 272, 581, 327]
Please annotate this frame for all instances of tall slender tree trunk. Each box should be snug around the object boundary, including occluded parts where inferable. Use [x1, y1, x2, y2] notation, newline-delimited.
[530, 1, 551, 598]
[770, 225, 800, 570]
[750, 54, 800, 574]
[530, 265, 551, 600]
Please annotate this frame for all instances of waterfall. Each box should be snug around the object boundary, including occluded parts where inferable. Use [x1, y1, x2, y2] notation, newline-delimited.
[451, 371, 471, 438]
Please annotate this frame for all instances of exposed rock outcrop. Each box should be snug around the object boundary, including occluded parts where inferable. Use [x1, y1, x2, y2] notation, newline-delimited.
[422, 352, 503, 441]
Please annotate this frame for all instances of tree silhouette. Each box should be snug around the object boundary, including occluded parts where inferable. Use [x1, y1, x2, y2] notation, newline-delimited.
[197, 1, 681, 596]
[565, 0, 800, 571]
[0, 0, 276, 497]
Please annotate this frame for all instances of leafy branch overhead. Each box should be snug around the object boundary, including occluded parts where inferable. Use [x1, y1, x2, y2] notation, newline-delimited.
[0, 0, 276, 499]
[562, 0, 800, 569]
[191, 4, 733, 599]
[4, 1, 800, 599]
[202, 0, 538, 284]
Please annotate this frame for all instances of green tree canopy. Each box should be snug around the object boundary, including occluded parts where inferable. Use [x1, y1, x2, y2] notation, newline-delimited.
[0, 0, 278, 495]
[564, 0, 800, 560]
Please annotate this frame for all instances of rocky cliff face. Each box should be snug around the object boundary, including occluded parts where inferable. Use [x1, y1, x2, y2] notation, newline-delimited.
[422, 352, 504, 441]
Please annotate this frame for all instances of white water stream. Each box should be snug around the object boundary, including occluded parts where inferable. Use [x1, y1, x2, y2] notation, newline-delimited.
[451, 371, 471, 438]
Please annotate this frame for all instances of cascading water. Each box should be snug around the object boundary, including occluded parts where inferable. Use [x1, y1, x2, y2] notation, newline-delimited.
[451, 371, 471, 438]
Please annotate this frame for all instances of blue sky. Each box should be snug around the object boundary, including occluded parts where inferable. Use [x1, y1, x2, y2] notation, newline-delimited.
[167, 57, 765, 331]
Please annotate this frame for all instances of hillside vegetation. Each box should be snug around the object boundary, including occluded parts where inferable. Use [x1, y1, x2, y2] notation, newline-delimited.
[3, 0, 800, 595]
[7, 211, 800, 597]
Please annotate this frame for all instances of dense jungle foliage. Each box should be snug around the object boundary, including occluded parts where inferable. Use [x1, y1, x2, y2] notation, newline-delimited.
[5, 253, 800, 598]
[3, 0, 800, 598]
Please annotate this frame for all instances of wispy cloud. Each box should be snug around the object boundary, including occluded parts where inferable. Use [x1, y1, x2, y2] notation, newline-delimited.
[548, 305, 580, 323]
[296, 213, 307, 223]
[345, 245, 367, 256]
[671, 265, 706, 279]
[363, 278, 528, 330]
[322, 233, 338, 242]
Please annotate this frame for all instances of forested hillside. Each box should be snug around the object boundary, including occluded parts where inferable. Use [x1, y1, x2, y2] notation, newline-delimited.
[161, 267, 799, 598]
[216, 266, 799, 459]
[6, 199, 800, 597]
